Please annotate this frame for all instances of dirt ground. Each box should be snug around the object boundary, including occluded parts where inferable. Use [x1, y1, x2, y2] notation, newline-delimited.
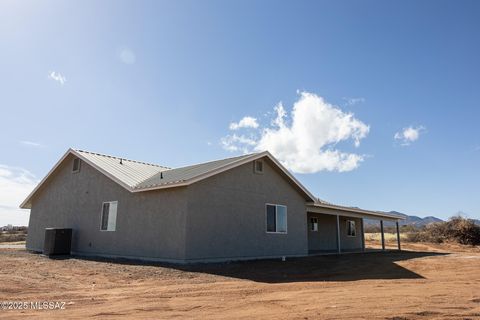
[1, 241, 479, 319]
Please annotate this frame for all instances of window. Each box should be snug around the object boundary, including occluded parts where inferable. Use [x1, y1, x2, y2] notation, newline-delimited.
[266, 204, 287, 233]
[100, 201, 118, 231]
[347, 220, 356, 237]
[254, 160, 264, 174]
[72, 158, 81, 173]
[310, 217, 318, 232]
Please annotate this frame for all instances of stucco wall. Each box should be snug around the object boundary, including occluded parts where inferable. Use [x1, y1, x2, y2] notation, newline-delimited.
[26, 153, 366, 263]
[26, 154, 188, 261]
[307, 213, 338, 251]
[338, 216, 363, 250]
[307, 213, 363, 251]
[184, 157, 309, 261]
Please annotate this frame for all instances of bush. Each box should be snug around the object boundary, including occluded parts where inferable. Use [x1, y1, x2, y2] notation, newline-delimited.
[0, 231, 27, 243]
[406, 216, 480, 245]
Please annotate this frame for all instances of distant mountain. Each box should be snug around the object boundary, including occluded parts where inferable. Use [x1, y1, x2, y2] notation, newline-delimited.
[365, 211, 444, 227]
[365, 211, 480, 228]
[388, 211, 444, 227]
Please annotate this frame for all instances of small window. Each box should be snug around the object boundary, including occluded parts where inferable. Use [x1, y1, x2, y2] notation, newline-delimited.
[347, 220, 356, 237]
[310, 217, 318, 232]
[100, 201, 118, 231]
[266, 204, 287, 233]
[72, 158, 81, 173]
[254, 160, 264, 174]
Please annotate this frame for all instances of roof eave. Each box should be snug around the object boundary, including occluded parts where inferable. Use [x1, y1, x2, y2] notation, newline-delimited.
[307, 202, 406, 221]
[19, 148, 75, 209]
[19, 148, 135, 210]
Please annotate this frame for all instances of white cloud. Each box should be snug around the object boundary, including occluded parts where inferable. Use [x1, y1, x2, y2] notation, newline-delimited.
[221, 134, 257, 153]
[119, 47, 136, 64]
[48, 71, 66, 85]
[394, 126, 425, 146]
[221, 92, 370, 173]
[342, 97, 365, 106]
[20, 140, 43, 148]
[229, 116, 259, 130]
[0, 165, 38, 226]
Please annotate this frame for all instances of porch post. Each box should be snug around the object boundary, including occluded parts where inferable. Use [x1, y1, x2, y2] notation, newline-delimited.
[360, 218, 365, 252]
[336, 215, 341, 254]
[396, 221, 401, 251]
[380, 220, 385, 251]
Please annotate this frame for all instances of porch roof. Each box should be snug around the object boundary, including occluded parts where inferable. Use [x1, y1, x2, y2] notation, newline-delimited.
[306, 202, 405, 222]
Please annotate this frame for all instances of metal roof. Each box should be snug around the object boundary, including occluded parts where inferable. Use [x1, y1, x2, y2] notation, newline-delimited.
[134, 154, 256, 189]
[20, 149, 317, 208]
[20, 149, 403, 221]
[76, 150, 170, 189]
[307, 202, 406, 220]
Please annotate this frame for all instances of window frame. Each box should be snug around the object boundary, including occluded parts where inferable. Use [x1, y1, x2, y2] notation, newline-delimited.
[100, 201, 118, 232]
[254, 159, 264, 174]
[265, 203, 288, 234]
[310, 217, 318, 232]
[346, 220, 356, 237]
[72, 158, 81, 173]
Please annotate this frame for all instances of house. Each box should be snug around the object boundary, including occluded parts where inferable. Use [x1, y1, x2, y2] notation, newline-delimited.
[20, 149, 404, 263]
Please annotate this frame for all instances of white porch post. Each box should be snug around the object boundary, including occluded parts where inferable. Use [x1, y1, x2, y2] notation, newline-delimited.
[336, 215, 341, 254]
[360, 218, 365, 252]
[396, 221, 401, 251]
[380, 220, 385, 251]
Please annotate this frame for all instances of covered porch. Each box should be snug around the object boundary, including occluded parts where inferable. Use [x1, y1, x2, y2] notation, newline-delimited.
[306, 202, 405, 254]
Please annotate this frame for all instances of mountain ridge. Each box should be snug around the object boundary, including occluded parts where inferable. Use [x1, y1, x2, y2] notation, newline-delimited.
[369, 211, 480, 227]
[387, 211, 444, 227]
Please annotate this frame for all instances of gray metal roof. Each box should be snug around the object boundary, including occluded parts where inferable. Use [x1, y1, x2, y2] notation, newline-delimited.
[19, 149, 403, 221]
[20, 149, 272, 209]
[74, 150, 261, 191]
[23, 148, 401, 221]
[134, 154, 256, 189]
[307, 202, 406, 220]
[76, 150, 170, 189]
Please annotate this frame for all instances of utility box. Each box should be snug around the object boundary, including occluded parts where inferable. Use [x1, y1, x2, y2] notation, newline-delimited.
[43, 228, 72, 256]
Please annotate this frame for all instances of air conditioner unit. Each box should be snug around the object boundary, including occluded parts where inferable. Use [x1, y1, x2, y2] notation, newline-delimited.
[43, 228, 72, 256]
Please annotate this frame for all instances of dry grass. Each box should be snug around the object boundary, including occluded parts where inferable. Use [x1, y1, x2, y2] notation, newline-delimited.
[365, 232, 408, 242]
[0, 231, 27, 243]
[0, 241, 26, 245]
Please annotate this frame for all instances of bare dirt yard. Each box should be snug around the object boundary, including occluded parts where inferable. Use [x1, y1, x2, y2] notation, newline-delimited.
[1, 242, 480, 319]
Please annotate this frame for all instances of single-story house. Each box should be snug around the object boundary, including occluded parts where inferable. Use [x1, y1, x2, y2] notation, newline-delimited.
[20, 149, 404, 263]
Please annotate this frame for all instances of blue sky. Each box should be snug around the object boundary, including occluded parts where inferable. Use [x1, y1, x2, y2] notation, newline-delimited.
[1, 0, 479, 225]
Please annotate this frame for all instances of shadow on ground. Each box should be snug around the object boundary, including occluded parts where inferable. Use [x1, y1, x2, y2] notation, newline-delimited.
[68, 250, 448, 284]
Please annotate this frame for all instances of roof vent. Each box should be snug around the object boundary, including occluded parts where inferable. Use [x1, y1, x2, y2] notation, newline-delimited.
[160, 172, 163, 179]
[119, 158, 123, 165]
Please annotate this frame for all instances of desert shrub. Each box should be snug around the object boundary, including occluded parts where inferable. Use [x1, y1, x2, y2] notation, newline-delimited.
[364, 225, 380, 233]
[401, 224, 421, 233]
[445, 216, 480, 245]
[405, 231, 431, 242]
[0, 231, 27, 242]
[406, 216, 480, 245]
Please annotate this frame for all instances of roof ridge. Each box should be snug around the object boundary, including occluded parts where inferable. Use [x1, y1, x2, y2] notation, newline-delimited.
[133, 152, 265, 189]
[75, 149, 171, 169]
[163, 152, 262, 171]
